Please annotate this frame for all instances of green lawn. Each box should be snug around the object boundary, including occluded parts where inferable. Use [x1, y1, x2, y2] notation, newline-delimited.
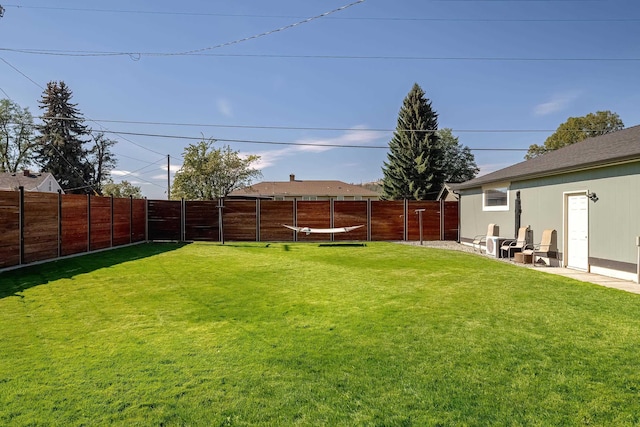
[1, 242, 640, 426]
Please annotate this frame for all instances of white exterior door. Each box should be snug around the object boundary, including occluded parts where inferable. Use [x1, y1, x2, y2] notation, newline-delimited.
[567, 194, 589, 270]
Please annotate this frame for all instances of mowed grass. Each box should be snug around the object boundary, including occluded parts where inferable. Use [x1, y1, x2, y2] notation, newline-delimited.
[1, 242, 640, 426]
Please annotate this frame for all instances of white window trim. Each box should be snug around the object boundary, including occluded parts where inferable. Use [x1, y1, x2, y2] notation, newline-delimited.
[482, 183, 510, 212]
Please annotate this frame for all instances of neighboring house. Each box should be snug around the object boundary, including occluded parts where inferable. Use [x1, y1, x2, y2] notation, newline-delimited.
[452, 125, 640, 282]
[0, 169, 65, 193]
[229, 174, 380, 201]
[437, 183, 459, 202]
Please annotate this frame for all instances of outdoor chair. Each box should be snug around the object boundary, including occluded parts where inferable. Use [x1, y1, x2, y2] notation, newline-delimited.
[523, 229, 558, 266]
[500, 226, 530, 260]
[473, 223, 499, 252]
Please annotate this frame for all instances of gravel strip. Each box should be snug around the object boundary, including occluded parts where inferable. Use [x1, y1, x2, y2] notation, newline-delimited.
[394, 240, 477, 254]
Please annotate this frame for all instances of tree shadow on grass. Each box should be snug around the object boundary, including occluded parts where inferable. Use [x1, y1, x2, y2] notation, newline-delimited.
[0, 243, 188, 300]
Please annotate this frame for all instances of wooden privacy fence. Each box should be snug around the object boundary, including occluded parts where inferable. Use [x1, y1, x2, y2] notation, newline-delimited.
[148, 199, 459, 244]
[0, 189, 146, 270]
[0, 191, 458, 270]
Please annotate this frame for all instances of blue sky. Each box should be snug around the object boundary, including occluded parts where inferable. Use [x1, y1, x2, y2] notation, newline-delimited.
[1, 0, 639, 199]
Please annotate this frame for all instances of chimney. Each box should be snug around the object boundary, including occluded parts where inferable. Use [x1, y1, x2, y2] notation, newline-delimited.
[23, 169, 30, 177]
[289, 174, 295, 182]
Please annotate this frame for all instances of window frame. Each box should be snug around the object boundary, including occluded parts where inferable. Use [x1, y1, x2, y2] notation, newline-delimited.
[482, 184, 510, 211]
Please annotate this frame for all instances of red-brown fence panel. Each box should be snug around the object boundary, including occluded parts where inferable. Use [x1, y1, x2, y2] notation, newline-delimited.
[132, 199, 146, 242]
[148, 200, 181, 241]
[296, 201, 331, 242]
[333, 201, 368, 241]
[0, 191, 20, 268]
[61, 194, 88, 256]
[185, 200, 218, 241]
[90, 196, 112, 250]
[370, 200, 405, 241]
[223, 200, 257, 241]
[113, 197, 131, 246]
[260, 200, 294, 241]
[407, 201, 441, 241]
[443, 201, 459, 241]
[23, 192, 58, 263]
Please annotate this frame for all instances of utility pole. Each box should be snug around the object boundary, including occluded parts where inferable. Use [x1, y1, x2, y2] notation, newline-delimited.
[167, 154, 170, 200]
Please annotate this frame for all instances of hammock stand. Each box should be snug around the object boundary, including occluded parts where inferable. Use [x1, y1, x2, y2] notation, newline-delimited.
[283, 224, 364, 236]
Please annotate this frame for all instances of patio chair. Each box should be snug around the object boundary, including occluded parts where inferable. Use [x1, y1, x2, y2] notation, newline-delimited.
[472, 224, 499, 252]
[500, 226, 530, 260]
[523, 229, 558, 266]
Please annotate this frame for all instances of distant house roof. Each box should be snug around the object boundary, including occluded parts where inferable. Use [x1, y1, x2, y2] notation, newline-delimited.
[229, 174, 380, 199]
[0, 170, 63, 193]
[453, 125, 640, 190]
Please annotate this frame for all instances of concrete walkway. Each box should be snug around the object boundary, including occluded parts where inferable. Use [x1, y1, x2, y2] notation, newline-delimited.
[523, 265, 640, 294]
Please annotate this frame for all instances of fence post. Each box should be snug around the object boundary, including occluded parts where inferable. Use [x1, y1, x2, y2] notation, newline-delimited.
[440, 199, 445, 241]
[181, 198, 186, 242]
[256, 199, 260, 242]
[87, 194, 91, 252]
[367, 198, 371, 242]
[218, 197, 225, 245]
[404, 199, 408, 241]
[293, 199, 298, 243]
[58, 189, 62, 257]
[110, 196, 114, 248]
[129, 195, 133, 244]
[330, 198, 335, 242]
[145, 198, 149, 242]
[19, 186, 24, 265]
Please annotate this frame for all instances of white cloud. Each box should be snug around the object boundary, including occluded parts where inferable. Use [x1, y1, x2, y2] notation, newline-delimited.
[252, 127, 385, 169]
[217, 98, 233, 118]
[534, 91, 581, 116]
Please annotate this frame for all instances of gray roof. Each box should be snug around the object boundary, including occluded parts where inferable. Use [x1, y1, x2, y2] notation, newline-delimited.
[0, 171, 57, 192]
[453, 124, 640, 190]
[229, 179, 380, 198]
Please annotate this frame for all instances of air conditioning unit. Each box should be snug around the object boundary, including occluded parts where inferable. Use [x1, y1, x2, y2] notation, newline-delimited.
[485, 236, 501, 257]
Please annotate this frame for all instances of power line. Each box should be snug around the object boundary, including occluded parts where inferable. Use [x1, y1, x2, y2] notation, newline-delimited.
[34, 116, 613, 134]
[0, 55, 167, 157]
[3, 48, 639, 62]
[93, 129, 530, 151]
[2, 3, 630, 21]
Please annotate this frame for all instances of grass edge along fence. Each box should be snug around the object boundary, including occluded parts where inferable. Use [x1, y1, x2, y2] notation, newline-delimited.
[0, 188, 147, 270]
[0, 190, 458, 270]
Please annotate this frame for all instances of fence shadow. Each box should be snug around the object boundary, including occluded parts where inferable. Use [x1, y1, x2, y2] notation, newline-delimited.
[0, 243, 188, 300]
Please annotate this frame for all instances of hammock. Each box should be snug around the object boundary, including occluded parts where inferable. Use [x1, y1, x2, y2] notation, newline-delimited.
[283, 224, 364, 235]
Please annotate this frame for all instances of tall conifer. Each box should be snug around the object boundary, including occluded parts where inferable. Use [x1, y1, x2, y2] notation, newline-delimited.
[381, 83, 444, 200]
[36, 81, 92, 193]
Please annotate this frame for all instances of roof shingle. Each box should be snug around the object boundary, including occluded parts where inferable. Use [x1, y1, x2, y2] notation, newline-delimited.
[453, 125, 640, 189]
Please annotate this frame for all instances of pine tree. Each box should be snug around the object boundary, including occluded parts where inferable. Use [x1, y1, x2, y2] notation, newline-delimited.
[36, 81, 93, 193]
[381, 83, 444, 200]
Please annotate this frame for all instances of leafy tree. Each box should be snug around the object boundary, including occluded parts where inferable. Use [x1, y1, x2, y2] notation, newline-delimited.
[102, 179, 143, 198]
[171, 139, 261, 200]
[437, 128, 479, 183]
[87, 132, 118, 194]
[526, 111, 624, 159]
[381, 83, 444, 200]
[36, 81, 93, 193]
[0, 99, 37, 172]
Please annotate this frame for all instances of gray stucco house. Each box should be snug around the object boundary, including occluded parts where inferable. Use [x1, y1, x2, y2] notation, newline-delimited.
[453, 125, 640, 282]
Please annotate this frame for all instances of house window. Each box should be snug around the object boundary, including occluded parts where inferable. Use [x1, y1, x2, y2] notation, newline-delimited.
[302, 196, 317, 201]
[483, 186, 509, 211]
[354, 196, 362, 201]
[336, 195, 345, 201]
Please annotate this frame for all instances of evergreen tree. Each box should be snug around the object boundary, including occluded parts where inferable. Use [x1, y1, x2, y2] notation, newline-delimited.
[36, 81, 93, 193]
[381, 83, 444, 200]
